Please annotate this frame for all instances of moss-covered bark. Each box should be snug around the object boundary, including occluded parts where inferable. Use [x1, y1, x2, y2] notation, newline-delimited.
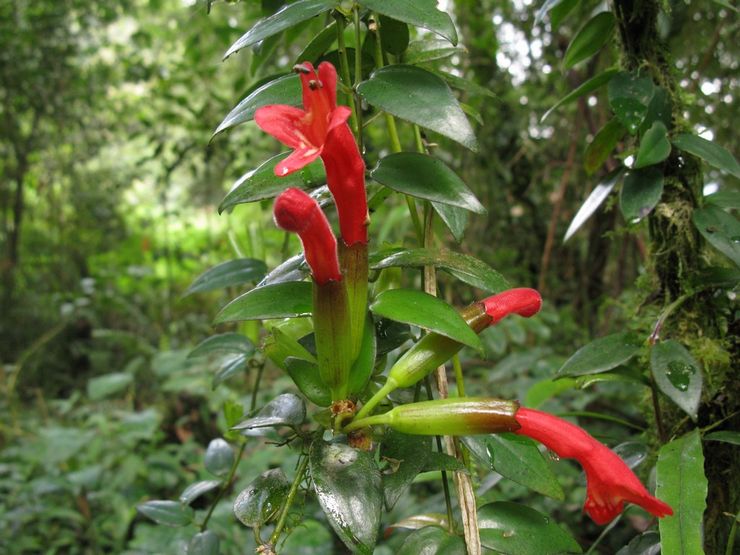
[613, 1, 739, 551]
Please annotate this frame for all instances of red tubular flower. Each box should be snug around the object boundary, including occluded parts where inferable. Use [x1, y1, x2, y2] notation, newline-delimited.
[514, 408, 673, 525]
[255, 62, 368, 246]
[273, 188, 341, 285]
[482, 288, 542, 323]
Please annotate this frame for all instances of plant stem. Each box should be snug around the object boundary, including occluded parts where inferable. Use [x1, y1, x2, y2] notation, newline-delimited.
[269, 454, 310, 546]
[334, 13, 359, 137]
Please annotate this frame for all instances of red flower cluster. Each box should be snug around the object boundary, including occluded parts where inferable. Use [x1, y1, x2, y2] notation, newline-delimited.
[256, 62, 368, 247]
[515, 408, 674, 524]
[482, 288, 542, 323]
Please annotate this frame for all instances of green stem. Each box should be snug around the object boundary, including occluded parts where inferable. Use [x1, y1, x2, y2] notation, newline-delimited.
[334, 14, 359, 136]
[269, 454, 310, 546]
[354, 379, 396, 421]
[726, 510, 739, 555]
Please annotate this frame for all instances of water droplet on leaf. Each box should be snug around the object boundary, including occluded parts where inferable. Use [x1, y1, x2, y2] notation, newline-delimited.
[665, 360, 695, 391]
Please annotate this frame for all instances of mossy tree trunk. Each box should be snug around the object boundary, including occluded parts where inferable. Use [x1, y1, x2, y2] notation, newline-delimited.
[613, 1, 739, 551]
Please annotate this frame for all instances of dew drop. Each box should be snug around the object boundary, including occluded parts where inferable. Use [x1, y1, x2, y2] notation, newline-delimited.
[665, 361, 695, 391]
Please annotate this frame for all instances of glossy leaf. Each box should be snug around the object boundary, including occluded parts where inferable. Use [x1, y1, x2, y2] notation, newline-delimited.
[285, 357, 331, 407]
[370, 289, 482, 350]
[379, 15, 410, 55]
[215, 281, 313, 323]
[179, 480, 221, 506]
[672, 134, 740, 178]
[87, 372, 133, 401]
[404, 39, 464, 64]
[223, 0, 337, 59]
[391, 513, 449, 531]
[137, 500, 193, 527]
[534, 0, 563, 26]
[187, 530, 220, 555]
[348, 315, 377, 395]
[541, 67, 617, 123]
[233, 468, 290, 527]
[575, 370, 647, 389]
[188, 333, 254, 358]
[296, 21, 338, 63]
[264, 325, 316, 368]
[478, 502, 582, 555]
[620, 167, 664, 223]
[584, 118, 626, 175]
[381, 432, 439, 509]
[359, 0, 458, 45]
[639, 87, 672, 134]
[371, 152, 484, 213]
[398, 526, 466, 555]
[220, 153, 326, 212]
[432, 69, 496, 99]
[635, 121, 671, 169]
[564, 168, 623, 241]
[433, 201, 469, 242]
[613, 441, 649, 470]
[704, 431, 740, 446]
[232, 393, 306, 431]
[214, 74, 301, 136]
[204, 438, 235, 477]
[524, 377, 576, 408]
[358, 65, 478, 151]
[563, 12, 615, 69]
[705, 190, 740, 209]
[558, 332, 642, 376]
[651, 340, 702, 420]
[257, 254, 309, 287]
[550, 0, 580, 29]
[608, 72, 655, 134]
[615, 531, 660, 555]
[693, 204, 740, 268]
[370, 248, 510, 293]
[185, 259, 267, 296]
[310, 440, 382, 554]
[211, 354, 249, 389]
[463, 433, 564, 500]
[656, 430, 707, 555]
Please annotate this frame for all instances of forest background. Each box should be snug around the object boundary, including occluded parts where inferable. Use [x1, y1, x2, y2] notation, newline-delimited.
[0, 0, 737, 554]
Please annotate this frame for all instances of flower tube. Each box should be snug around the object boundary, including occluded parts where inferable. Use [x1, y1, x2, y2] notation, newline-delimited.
[354, 288, 542, 420]
[514, 408, 674, 524]
[273, 188, 351, 401]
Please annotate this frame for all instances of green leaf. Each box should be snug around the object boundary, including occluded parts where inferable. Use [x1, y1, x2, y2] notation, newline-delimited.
[381, 432, 434, 509]
[215, 281, 312, 323]
[370, 248, 510, 293]
[404, 39, 465, 64]
[264, 325, 317, 368]
[204, 438, 235, 477]
[608, 72, 655, 134]
[711, 0, 739, 12]
[639, 87, 672, 135]
[310, 440, 382, 554]
[463, 433, 564, 500]
[575, 370, 647, 389]
[224, 0, 337, 59]
[358, 65, 478, 151]
[137, 500, 193, 527]
[478, 502, 583, 555]
[371, 153, 484, 213]
[563, 12, 615, 69]
[187, 531, 220, 555]
[179, 480, 222, 506]
[584, 118, 626, 175]
[188, 333, 255, 358]
[211, 354, 250, 388]
[693, 204, 740, 268]
[370, 289, 483, 350]
[257, 254, 309, 286]
[656, 430, 707, 555]
[613, 441, 649, 470]
[433, 201, 469, 242]
[87, 372, 133, 401]
[564, 168, 623, 241]
[615, 531, 660, 555]
[390, 513, 450, 531]
[379, 15, 410, 55]
[550, 0, 580, 29]
[431, 69, 497, 99]
[558, 332, 642, 376]
[285, 357, 332, 407]
[705, 190, 740, 209]
[348, 315, 377, 395]
[524, 377, 576, 408]
[620, 167, 664, 223]
[185, 259, 267, 296]
[542, 68, 618, 122]
[214, 74, 301, 136]
[672, 134, 740, 178]
[534, 0, 563, 26]
[233, 468, 290, 527]
[220, 153, 326, 212]
[398, 527, 466, 555]
[359, 0, 458, 45]
[651, 340, 702, 420]
[232, 393, 306, 431]
[704, 431, 740, 446]
[296, 21, 338, 63]
[635, 121, 671, 169]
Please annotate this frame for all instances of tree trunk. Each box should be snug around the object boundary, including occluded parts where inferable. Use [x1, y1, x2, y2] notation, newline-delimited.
[613, 1, 739, 551]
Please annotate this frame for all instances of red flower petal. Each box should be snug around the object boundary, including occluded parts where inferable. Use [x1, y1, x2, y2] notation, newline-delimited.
[255, 104, 312, 151]
[482, 288, 542, 322]
[274, 146, 323, 177]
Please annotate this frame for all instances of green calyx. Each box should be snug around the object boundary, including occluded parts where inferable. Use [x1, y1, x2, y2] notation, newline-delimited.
[344, 397, 520, 435]
[312, 279, 353, 401]
[339, 241, 369, 364]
